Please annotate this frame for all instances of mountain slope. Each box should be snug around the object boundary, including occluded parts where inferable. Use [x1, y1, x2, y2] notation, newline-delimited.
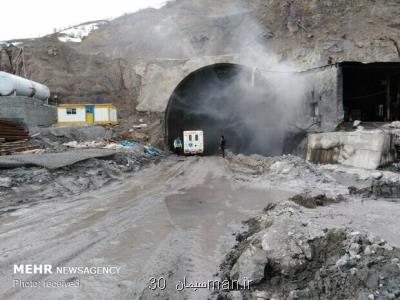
[0, 0, 399, 125]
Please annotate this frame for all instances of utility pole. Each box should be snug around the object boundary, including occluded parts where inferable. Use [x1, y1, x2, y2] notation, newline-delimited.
[21, 47, 27, 78]
[386, 73, 391, 121]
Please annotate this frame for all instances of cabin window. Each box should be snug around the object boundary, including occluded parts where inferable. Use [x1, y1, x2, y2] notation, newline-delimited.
[195, 135, 199, 141]
[67, 108, 77, 115]
[189, 135, 192, 141]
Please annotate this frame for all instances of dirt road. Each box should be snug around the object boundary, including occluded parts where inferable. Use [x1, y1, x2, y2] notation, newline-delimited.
[0, 156, 291, 300]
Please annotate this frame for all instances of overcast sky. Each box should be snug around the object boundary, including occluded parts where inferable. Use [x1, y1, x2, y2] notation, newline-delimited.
[0, 0, 170, 41]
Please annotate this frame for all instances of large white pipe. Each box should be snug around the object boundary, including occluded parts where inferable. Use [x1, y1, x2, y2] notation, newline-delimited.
[0, 71, 50, 100]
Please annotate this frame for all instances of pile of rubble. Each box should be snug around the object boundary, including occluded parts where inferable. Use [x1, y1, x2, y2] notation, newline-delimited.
[0, 147, 164, 213]
[319, 163, 400, 200]
[349, 181, 400, 200]
[209, 153, 400, 299]
[62, 139, 161, 156]
[215, 201, 400, 300]
[0, 125, 165, 212]
[226, 153, 323, 178]
[289, 193, 345, 209]
[225, 152, 346, 196]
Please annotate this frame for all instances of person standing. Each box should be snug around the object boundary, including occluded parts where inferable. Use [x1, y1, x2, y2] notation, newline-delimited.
[174, 136, 183, 155]
[219, 135, 226, 158]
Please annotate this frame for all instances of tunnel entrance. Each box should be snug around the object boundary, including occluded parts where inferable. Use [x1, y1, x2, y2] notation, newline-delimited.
[342, 62, 400, 122]
[166, 63, 294, 156]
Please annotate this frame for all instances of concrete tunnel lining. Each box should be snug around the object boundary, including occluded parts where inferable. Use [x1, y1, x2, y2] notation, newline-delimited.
[165, 63, 300, 156]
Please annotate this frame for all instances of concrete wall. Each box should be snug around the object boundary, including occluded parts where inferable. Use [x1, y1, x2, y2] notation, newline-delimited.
[135, 54, 248, 112]
[0, 96, 56, 128]
[135, 56, 346, 153]
[135, 56, 344, 133]
[298, 65, 343, 132]
[307, 130, 396, 169]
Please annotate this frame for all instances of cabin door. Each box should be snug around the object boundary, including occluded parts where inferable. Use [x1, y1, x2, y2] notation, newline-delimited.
[85, 105, 95, 123]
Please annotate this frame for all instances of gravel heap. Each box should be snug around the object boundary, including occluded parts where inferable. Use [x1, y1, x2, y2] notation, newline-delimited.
[214, 201, 400, 300]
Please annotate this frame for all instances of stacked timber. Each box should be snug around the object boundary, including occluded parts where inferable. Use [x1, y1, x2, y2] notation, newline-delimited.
[0, 140, 40, 155]
[0, 119, 29, 141]
[0, 119, 40, 155]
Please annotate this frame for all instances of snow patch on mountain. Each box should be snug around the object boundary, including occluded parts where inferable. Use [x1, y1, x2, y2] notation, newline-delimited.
[58, 21, 107, 43]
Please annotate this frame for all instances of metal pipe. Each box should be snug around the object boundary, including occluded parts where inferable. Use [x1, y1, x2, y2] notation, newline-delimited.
[0, 71, 50, 100]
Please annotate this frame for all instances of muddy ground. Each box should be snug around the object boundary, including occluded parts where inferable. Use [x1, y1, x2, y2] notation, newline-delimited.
[0, 154, 400, 299]
[0, 151, 162, 214]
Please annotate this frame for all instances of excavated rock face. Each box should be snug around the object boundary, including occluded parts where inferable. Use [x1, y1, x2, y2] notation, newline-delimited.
[78, 0, 265, 61]
[78, 0, 400, 64]
[0, 47, 14, 73]
[259, 0, 400, 63]
[1, 41, 140, 100]
[0, 46, 27, 75]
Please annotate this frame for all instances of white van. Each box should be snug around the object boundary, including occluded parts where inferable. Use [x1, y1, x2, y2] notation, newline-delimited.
[183, 130, 204, 155]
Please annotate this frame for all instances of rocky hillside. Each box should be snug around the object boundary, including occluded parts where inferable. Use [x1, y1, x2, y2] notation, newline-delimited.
[78, 0, 400, 64]
[1, 0, 399, 122]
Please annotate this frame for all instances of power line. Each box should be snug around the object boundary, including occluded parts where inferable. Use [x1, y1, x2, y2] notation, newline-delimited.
[344, 90, 387, 99]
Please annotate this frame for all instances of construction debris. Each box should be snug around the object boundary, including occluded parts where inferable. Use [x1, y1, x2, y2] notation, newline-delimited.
[0, 135, 164, 170]
[63, 140, 107, 148]
[0, 149, 116, 169]
[0, 140, 41, 155]
[216, 200, 400, 300]
[0, 148, 163, 213]
[132, 123, 148, 129]
[36, 125, 113, 143]
[349, 180, 400, 199]
[62, 139, 163, 157]
[289, 192, 345, 208]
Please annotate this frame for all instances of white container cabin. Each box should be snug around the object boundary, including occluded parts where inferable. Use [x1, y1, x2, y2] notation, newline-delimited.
[183, 130, 204, 155]
[57, 103, 117, 125]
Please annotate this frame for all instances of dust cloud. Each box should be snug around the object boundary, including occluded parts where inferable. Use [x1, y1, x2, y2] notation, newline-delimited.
[161, 0, 308, 155]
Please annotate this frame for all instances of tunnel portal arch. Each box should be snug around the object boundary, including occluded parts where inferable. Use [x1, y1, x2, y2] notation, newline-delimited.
[165, 63, 290, 156]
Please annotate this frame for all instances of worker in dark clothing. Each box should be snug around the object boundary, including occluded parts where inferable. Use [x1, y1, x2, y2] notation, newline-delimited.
[173, 136, 183, 155]
[219, 135, 226, 158]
